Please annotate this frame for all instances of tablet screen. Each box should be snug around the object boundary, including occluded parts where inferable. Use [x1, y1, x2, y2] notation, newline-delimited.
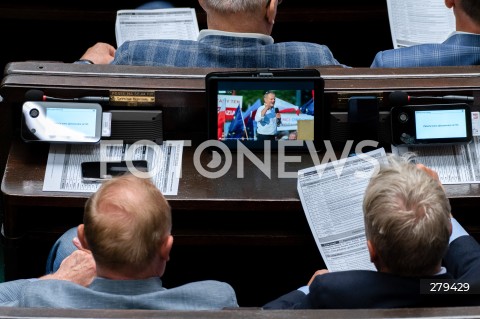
[206, 73, 326, 151]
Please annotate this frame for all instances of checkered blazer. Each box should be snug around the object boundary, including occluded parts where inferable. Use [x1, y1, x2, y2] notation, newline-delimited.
[112, 33, 345, 68]
[371, 33, 480, 68]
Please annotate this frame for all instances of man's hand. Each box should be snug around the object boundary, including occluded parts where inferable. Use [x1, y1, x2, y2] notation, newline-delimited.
[416, 163, 440, 183]
[308, 269, 329, 286]
[416, 163, 446, 191]
[416, 163, 451, 217]
[80, 42, 116, 64]
[40, 250, 96, 287]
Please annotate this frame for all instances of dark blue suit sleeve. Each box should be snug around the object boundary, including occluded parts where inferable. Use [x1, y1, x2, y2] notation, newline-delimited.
[443, 235, 480, 284]
[262, 290, 308, 309]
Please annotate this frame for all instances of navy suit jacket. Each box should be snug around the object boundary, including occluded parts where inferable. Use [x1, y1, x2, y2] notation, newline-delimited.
[263, 236, 480, 309]
[371, 33, 480, 68]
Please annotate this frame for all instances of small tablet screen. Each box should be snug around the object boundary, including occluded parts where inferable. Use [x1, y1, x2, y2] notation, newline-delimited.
[415, 108, 469, 140]
[21, 101, 102, 143]
[45, 107, 98, 138]
[206, 72, 326, 151]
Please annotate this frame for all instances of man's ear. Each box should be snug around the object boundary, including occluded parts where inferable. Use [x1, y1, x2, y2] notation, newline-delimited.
[77, 224, 89, 250]
[265, 0, 278, 25]
[367, 240, 377, 263]
[448, 218, 453, 237]
[445, 0, 455, 9]
[198, 0, 207, 12]
[160, 235, 173, 261]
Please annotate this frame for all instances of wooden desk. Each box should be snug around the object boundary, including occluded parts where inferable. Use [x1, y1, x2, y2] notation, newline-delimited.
[3, 64, 480, 307]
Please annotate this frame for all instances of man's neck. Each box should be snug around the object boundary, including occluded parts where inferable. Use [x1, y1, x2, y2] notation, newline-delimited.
[97, 265, 159, 280]
[207, 13, 272, 35]
[376, 263, 443, 276]
[455, 9, 480, 34]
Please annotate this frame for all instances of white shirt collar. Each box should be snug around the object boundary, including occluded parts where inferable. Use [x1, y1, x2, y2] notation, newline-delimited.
[435, 266, 447, 276]
[197, 29, 274, 44]
[447, 30, 477, 38]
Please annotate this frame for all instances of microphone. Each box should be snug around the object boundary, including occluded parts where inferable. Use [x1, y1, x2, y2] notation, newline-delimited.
[275, 107, 281, 126]
[389, 91, 474, 106]
[25, 89, 110, 103]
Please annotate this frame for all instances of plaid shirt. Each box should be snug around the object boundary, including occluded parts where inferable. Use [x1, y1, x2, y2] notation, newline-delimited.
[371, 33, 480, 68]
[113, 32, 345, 68]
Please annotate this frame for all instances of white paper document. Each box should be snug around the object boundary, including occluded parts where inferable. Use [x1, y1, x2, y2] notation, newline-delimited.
[393, 136, 480, 184]
[297, 148, 388, 272]
[43, 140, 184, 195]
[386, 0, 455, 48]
[115, 8, 199, 47]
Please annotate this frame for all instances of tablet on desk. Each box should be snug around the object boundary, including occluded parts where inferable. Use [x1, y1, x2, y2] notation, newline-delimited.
[205, 69, 327, 152]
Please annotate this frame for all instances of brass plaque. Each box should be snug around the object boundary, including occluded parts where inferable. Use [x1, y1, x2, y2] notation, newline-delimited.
[109, 90, 156, 106]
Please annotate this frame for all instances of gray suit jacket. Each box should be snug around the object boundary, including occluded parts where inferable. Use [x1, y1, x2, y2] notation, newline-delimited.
[0, 277, 238, 310]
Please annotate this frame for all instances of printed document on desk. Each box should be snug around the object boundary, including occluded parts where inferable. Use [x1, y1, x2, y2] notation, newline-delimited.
[297, 148, 388, 272]
[387, 0, 455, 48]
[42, 140, 183, 195]
[115, 8, 199, 47]
[393, 136, 480, 184]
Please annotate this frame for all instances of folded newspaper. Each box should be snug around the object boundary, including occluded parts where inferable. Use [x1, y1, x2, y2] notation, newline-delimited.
[297, 148, 388, 272]
[115, 8, 200, 47]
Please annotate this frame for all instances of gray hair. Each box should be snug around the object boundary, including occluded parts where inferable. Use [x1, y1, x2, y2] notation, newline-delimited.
[363, 153, 451, 276]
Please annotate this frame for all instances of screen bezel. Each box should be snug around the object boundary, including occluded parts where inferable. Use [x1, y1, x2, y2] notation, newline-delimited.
[391, 103, 472, 145]
[206, 71, 326, 152]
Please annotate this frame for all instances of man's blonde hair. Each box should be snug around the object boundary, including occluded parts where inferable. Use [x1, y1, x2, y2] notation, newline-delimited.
[363, 154, 451, 276]
[84, 174, 172, 273]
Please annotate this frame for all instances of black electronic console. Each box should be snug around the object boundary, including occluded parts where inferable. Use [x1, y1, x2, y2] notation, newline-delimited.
[21, 101, 102, 143]
[205, 69, 326, 152]
[391, 103, 472, 146]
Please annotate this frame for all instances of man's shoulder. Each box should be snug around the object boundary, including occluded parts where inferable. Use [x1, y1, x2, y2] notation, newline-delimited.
[175, 280, 236, 293]
[307, 270, 449, 308]
[370, 40, 478, 68]
[169, 280, 239, 308]
[371, 44, 441, 66]
[447, 235, 480, 261]
[275, 41, 330, 48]
[20, 278, 238, 309]
[22, 278, 87, 295]
[114, 36, 343, 67]
[19, 279, 89, 307]
[310, 269, 417, 292]
[265, 270, 424, 309]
